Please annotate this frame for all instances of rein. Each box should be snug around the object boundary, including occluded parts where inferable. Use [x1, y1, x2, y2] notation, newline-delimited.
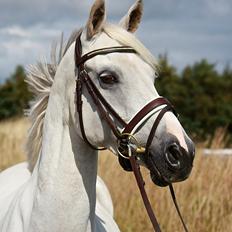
[75, 33, 189, 232]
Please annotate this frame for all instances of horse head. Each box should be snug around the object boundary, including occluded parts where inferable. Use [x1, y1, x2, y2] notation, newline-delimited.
[71, 0, 195, 187]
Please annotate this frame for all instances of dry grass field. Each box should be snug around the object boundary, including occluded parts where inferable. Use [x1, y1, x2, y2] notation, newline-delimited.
[0, 118, 232, 231]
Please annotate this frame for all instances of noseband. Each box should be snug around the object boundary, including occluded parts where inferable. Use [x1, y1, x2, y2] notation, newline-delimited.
[75, 32, 188, 232]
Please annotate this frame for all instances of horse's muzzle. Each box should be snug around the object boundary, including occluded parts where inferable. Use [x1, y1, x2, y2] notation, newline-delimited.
[147, 139, 195, 187]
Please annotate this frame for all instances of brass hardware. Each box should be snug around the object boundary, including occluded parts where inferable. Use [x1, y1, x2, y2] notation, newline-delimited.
[117, 150, 131, 159]
[118, 133, 146, 155]
[136, 147, 146, 154]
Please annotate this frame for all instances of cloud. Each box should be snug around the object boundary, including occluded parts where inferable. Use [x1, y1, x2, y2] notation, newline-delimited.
[0, 0, 231, 82]
[139, 17, 232, 71]
[0, 26, 31, 38]
[143, 0, 232, 20]
[0, 24, 66, 82]
[205, 0, 232, 16]
[0, 0, 89, 27]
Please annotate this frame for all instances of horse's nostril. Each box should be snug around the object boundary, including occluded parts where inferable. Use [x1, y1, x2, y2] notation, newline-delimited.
[191, 146, 196, 159]
[165, 143, 181, 169]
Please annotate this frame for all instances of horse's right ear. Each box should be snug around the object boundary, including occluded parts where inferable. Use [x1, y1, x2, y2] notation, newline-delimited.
[119, 0, 143, 33]
[86, 0, 106, 40]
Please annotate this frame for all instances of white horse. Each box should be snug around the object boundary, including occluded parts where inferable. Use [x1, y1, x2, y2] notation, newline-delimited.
[0, 0, 195, 231]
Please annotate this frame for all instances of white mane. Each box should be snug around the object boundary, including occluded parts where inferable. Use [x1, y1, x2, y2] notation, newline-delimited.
[25, 24, 158, 172]
[25, 30, 82, 171]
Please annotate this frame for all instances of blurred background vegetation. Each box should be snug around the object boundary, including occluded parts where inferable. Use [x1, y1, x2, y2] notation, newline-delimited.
[0, 55, 232, 145]
[156, 55, 232, 145]
[0, 66, 31, 119]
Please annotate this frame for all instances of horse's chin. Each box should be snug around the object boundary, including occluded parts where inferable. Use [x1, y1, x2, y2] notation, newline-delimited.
[146, 153, 170, 187]
[150, 171, 169, 187]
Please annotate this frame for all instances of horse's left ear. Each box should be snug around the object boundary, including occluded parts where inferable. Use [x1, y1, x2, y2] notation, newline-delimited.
[86, 0, 106, 40]
[119, 0, 143, 33]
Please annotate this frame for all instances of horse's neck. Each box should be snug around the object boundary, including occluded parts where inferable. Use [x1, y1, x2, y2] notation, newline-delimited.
[29, 84, 98, 231]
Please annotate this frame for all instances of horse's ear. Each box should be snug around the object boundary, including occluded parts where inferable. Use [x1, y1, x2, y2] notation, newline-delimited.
[119, 0, 143, 33]
[86, 0, 106, 40]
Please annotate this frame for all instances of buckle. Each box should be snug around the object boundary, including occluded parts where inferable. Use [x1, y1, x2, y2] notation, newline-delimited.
[117, 133, 146, 159]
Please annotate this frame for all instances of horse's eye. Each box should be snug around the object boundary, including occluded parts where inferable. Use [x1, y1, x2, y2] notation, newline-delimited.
[99, 72, 118, 85]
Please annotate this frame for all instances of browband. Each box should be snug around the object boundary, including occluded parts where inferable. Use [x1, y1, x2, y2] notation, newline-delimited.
[76, 46, 136, 67]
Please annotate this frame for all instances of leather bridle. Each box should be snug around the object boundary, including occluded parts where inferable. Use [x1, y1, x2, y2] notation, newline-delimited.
[75, 32, 189, 232]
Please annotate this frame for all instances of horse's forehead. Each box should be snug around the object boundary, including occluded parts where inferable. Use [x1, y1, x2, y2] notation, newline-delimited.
[83, 32, 121, 53]
[81, 32, 155, 77]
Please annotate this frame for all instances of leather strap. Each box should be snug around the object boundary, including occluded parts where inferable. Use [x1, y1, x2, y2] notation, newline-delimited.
[81, 70, 122, 138]
[75, 34, 135, 149]
[169, 185, 189, 232]
[119, 99, 174, 172]
[130, 155, 161, 232]
[75, 34, 106, 150]
[86, 73, 127, 128]
[146, 105, 173, 152]
[76, 46, 136, 67]
[74, 32, 189, 232]
[123, 98, 173, 134]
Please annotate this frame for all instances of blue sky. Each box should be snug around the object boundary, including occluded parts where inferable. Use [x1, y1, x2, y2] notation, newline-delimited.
[0, 0, 231, 82]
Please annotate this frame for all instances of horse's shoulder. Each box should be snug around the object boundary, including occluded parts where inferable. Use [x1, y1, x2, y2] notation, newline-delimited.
[0, 162, 31, 206]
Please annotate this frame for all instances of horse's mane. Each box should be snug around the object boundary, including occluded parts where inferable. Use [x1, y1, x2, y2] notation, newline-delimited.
[26, 29, 82, 171]
[26, 24, 158, 172]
